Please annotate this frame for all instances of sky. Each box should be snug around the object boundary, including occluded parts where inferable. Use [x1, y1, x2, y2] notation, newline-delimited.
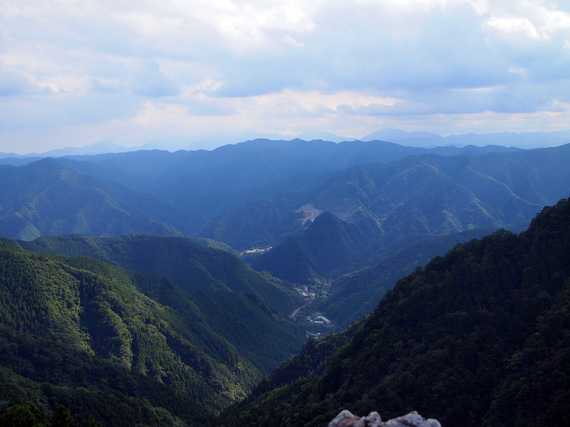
[2, 0, 570, 154]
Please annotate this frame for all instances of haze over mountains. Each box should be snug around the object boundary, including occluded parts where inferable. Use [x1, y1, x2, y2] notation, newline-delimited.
[2, 129, 566, 159]
[2, 136, 570, 324]
[1, 133, 570, 425]
[0, 136, 559, 242]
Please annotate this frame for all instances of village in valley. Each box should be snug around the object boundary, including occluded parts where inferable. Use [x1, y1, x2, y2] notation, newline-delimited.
[240, 245, 336, 339]
[291, 285, 334, 339]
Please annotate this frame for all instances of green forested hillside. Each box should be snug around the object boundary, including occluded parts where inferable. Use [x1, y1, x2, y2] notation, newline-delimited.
[2, 143, 569, 255]
[0, 326, 211, 426]
[223, 197, 570, 426]
[211, 144, 570, 253]
[0, 239, 304, 424]
[0, 159, 194, 241]
[196, 194, 307, 250]
[17, 234, 299, 308]
[16, 234, 305, 373]
[304, 146, 570, 231]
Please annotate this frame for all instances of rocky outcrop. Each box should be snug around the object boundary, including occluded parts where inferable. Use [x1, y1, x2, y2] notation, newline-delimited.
[328, 410, 441, 427]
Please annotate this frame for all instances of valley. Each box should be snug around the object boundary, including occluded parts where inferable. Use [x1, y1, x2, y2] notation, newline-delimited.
[1, 136, 570, 425]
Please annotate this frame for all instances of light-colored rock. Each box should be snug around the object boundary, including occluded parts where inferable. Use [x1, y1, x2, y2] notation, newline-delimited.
[329, 409, 358, 426]
[355, 411, 382, 426]
[329, 410, 440, 427]
[385, 411, 441, 427]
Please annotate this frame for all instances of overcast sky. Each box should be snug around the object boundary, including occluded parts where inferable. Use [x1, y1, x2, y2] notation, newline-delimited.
[2, 0, 570, 154]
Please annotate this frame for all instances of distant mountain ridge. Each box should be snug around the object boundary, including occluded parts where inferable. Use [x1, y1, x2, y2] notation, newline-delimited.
[247, 145, 570, 281]
[0, 138, 528, 244]
[2, 129, 568, 159]
[0, 158, 194, 240]
[362, 129, 570, 148]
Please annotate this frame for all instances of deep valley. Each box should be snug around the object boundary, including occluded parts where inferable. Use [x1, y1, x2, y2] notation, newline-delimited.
[1, 137, 569, 426]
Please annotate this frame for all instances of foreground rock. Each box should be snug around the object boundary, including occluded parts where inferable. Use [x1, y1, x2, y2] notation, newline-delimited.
[328, 410, 441, 427]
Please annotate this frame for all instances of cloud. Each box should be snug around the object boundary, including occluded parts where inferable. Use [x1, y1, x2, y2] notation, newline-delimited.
[2, 0, 570, 153]
[130, 59, 181, 97]
[0, 63, 36, 96]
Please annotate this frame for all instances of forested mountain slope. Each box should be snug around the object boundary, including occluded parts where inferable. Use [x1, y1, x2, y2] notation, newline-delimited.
[320, 228, 494, 328]
[0, 139, 526, 242]
[250, 144, 570, 285]
[223, 197, 570, 426]
[302, 145, 570, 231]
[0, 141, 565, 253]
[200, 144, 570, 251]
[251, 211, 378, 283]
[54, 139, 431, 225]
[15, 234, 305, 373]
[0, 241, 264, 423]
[0, 159, 193, 240]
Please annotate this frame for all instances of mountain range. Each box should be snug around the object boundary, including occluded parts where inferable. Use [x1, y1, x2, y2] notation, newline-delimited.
[1, 135, 570, 424]
[0, 138, 531, 245]
[3, 129, 568, 158]
[2, 138, 570, 330]
[250, 144, 570, 290]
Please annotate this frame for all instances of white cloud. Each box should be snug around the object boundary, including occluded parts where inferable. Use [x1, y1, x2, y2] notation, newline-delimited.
[483, 0, 570, 40]
[2, 0, 570, 153]
[130, 59, 180, 97]
[487, 16, 544, 40]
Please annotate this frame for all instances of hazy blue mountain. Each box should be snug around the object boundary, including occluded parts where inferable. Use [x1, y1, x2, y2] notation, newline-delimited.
[200, 142, 568, 249]
[362, 129, 439, 142]
[300, 145, 570, 231]
[244, 144, 570, 293]
[363, 129, 570, 149]
[36, 141, 139, 157]
[47, 139, 521, 229]
[251, 211, 381, 283]
[297, 131, 355, 142]
[1, 140, 568, 254]
[0, 158, 194, 240]
[196, 193, 308, 250]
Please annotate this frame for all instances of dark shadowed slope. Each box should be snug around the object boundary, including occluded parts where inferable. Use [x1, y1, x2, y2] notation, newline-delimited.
[223, 197, 570, 426]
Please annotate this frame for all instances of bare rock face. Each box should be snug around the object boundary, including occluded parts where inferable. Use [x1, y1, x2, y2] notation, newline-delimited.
[328, 410, 440, 427]
[384, 411, 441, 427]
[328, 410, 382, 427]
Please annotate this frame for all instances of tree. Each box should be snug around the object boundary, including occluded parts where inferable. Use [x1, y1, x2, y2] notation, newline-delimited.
[0, 402, 44, 426]
[48, 406, 78, 427]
